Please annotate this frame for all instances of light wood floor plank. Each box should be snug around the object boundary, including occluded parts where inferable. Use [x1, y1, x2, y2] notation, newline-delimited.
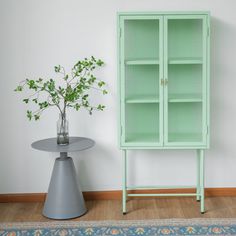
[0, 197, 236, 222]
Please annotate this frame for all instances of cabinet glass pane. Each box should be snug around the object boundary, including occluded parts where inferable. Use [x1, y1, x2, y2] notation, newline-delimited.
[168, 64, 202, 102]
[125, 65, 159, 103]
[123, 18, 161, 145]
[166, 17, 205, 145]
[124, 19, 159, 61]
[125, 104, 159, 143]
[168, 19, 203, 61]
[168, 103, 202, 143]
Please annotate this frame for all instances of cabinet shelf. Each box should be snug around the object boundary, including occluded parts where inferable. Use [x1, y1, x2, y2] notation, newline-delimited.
[125, 59, 159, 65]
[126, 133, 159, 143]
[126, 95, 159, 103]
[168, 133, 202, 142]
[168, 57, 203, 64]
[168, 93, 202, 103]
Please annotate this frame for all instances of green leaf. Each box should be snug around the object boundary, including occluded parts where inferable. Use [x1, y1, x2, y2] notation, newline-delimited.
[47, 80, 55, 91]
[96, 59, 104, 66]
[83, 101, 89, 107]
[103, 90, 108, 95]
[34, 114, 40, 121]
[36, 78, 43, 83]
[27, 80, 38, 91]
[74, 103, 81, 111]
[39, 101, 49, 109]
[82, 94, 89, 100]
[14, 85, 23, 92]
[27, 110, 33, 120]
[32, 98, 38, 104]
[98, 81, 105, 87]
[97, 104, 105, 111]
[23, 98, 29, 104]
[54, 65, 61, 73]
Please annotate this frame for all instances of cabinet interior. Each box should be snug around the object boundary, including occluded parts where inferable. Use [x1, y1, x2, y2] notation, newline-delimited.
[125, 103, 160, 143]
[125, 65, 159, 103]
[120, 15, 207, 147]
[124, 19, 160, 61]
[168, 19, 203, 60]
[168, 103, 203, 142]
[168, 64, 202, 102]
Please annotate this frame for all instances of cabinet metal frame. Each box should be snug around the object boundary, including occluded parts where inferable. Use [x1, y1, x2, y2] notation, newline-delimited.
[117, 11, 210, 214]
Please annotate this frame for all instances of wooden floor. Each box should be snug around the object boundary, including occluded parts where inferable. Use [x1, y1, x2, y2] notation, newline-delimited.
[1, 197, 236, 222]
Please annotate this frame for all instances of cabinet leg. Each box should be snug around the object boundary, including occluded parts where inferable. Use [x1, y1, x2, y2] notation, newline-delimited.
[196, 150, 200, 202]
[122, 150, 127, 214]
[200, 149, 205, 213]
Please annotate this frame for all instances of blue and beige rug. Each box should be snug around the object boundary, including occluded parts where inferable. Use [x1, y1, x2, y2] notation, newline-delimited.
[1, 219, 236, 235]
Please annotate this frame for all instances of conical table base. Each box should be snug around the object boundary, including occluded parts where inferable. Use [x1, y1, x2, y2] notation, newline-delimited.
[43, 157, 87, 219]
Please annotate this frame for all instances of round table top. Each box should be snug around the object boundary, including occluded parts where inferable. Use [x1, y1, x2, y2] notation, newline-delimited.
[31, 137, 95, 153]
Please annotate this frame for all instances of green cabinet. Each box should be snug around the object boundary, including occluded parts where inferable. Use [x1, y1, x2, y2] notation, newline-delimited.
[117, 12, 210, 214]
[118, 12, 210, 149]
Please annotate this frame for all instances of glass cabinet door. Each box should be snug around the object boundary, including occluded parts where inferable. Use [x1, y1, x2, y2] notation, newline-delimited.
[120, 15, 163, 147]
[164, 15, 208, 146]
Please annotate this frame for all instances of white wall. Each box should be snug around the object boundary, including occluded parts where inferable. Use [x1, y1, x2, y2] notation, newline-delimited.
[0, 0, 236, 193]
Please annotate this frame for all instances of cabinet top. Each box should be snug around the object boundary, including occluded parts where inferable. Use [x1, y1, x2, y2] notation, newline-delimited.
[117, 11, 210, 16]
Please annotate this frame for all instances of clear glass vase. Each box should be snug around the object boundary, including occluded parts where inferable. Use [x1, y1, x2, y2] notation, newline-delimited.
[57, 113, 69, 145]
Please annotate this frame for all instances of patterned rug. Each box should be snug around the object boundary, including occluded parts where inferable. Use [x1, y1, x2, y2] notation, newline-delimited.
[1, 219, 236, 236]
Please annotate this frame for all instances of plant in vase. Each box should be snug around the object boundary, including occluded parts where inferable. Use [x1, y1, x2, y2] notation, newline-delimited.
[15, 56, 107, 145]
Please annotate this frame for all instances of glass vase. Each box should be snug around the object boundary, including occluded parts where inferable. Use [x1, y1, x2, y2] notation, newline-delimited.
[57, 113, 69, 145]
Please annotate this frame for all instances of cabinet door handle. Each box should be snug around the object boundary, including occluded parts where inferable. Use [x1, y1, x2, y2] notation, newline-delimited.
[165, 79, 168, 86]
[161, 79, 164, 86]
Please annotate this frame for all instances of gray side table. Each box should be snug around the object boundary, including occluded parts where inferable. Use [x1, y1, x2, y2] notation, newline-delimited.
[32, 137, 95, 219]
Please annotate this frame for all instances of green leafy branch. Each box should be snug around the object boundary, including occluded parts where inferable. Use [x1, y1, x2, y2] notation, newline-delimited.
[15, 56, 107, 121]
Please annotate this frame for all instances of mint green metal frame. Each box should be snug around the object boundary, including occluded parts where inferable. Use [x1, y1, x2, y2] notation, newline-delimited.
[118, 12, 210, 150]
[118, 12, 210, 214]
[122, 150, 127, 213]
[119, 15, 164, 147]
[163, 15, 208, 147]
[122, 149, 205, 214]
